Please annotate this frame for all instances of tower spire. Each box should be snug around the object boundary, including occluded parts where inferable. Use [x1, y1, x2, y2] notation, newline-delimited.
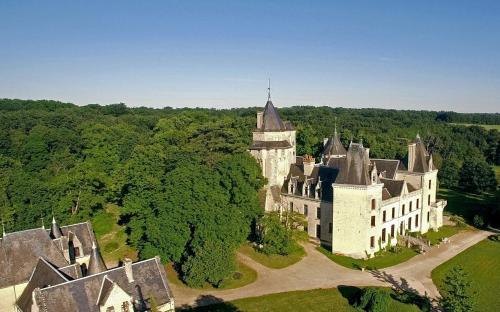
[267, 78, 271, 101]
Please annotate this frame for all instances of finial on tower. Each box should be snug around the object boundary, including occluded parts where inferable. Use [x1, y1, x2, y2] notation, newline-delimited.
[267, 78, 271, 101]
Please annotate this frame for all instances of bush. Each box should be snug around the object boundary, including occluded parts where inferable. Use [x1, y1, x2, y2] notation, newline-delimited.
[473, 215, 485, 228]
[257, 212, 297, 256]
[355, 287, 391, 312]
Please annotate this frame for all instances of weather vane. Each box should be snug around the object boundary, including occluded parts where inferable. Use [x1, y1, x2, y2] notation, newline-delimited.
[267, 78, 271, 101]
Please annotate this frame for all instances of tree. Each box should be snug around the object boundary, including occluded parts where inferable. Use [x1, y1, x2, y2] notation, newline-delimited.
[257, 212, 298, 255]
[440, 266, 475, 312]
[459, 158, 497, 193]
[355, 287, 391, 312]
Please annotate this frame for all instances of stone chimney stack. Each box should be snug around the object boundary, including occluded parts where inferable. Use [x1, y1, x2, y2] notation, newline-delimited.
[408, 142, 416, 172]
[303, 155, 315, 176]
[256, 112, 264, 129]
[124, 258, 134, 283]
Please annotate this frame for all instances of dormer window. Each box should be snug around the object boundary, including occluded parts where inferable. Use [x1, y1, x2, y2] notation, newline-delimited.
[304, 185, 309, 197]
[121, 302, 130, 312]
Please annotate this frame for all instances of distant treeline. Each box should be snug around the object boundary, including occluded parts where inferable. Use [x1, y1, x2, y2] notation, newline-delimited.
[0, 98, 498, 285]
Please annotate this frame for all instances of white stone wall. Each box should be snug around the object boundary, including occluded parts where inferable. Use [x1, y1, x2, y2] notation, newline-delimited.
[281, 194, 322, 239]
[0, 282, 27, 312]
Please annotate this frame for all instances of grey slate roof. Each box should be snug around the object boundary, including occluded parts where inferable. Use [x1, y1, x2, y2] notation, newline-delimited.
[380, 178, 404, 198]
[322, 131, 347, 157]
[33, 258, 174, 312]
[50, 218, 63, 239]
[250, 140, 292, 150]
[371, 159, 400, 179]
[0, 228, 69, 288]
[337, 143, 372, 185]
[16, 258, 69, 312]
[60, 221, 96, 255]
[258, 100, 293, 131]
[88, 242, 107, 275]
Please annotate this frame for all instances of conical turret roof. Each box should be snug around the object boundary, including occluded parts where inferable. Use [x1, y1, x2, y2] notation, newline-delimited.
[87, 241, 107, 275]
[261, 100, 287, 131]
[50, 217, 63, 239]
[322, 130, 347, 157]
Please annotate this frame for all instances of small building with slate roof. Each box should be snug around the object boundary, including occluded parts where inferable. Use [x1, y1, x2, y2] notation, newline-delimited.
[249, 101, 446, 258]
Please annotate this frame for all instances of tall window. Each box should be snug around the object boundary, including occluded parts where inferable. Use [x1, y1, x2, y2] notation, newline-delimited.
[316, 207, 321, 219]
[427, 211, 430, 222]
[429, 180, 432, 189]
[304, 204, 308, 216]
[402, 204, 406, 215]
[408, 218, 412, 230]
[371, 216, 376, 227]
[415, 215, 419, 227]
[316, 224, 321, 239]
[383, 211, 386, 222]
[392, 207, 395, 219]
[416, 199, 419, 209]
[328, 222, 332, 234]
[409, 201, 413, 211]
[400, 223, 404, 235]
[371, 199, 376, 210]
[370, 236, 375, 248]
[289, 202, 294, 211]
[428, 195, 431, 205]
[74, 247, 80, 258]
[391, 224, 395, 238]
[382, 228, 386, 242]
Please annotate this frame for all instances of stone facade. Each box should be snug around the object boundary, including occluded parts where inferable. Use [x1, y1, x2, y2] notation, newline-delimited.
[250, 101, 446, 258]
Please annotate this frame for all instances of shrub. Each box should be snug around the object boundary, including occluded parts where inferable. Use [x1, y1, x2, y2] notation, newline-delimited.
[355, 287, 391, 312]
[473, 214, 485, 228]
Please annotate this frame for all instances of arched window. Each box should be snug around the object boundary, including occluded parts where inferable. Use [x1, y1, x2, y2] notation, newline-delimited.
[371, 199, 376, 210]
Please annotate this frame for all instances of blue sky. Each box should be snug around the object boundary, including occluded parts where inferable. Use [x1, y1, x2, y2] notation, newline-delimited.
[0, 1, 499, 112]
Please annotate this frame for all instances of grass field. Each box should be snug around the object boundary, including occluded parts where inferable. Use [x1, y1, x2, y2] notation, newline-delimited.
[449, 123, 500, 131]
[438, 188, 496, 222]
[92, 204, 137, 266]
[166, 261, 257, 290]
[317, 245, 418, 270]
[432, 236, 500, 312]
[239, 243, 306, 269]
[180, 287, 421, 312]
[422, 225, 463, 245]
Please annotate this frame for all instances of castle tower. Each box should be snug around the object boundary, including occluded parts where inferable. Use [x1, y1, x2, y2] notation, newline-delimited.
[249, 94, 296, 187]
[322, 128, 347, 163]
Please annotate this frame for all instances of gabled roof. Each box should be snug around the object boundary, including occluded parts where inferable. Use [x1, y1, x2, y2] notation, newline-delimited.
[371, 159, 400, 179]
[88, 242, 107, 275]
[96, 276, 116, 306]
[60, 221, 97, 255]
[16, 257, 69, 312]
[0, 228, 69, 288]
[322, 131, 347, 157]
[259, 100, 293, 131]
[50, 217, 63, 239]
[33, 257, 174, 312]
[380, 178, 405, 198]
[337, 143, 372, 185]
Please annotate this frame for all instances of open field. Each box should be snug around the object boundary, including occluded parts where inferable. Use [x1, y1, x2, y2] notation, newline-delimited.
[93, 204, 138, 267]
[166, 261, 257, 290]
[432, 236, 500, 312]
[449, 123, 500, 131]
[317, 245, 418, 270]
[422, 225, 464, 245]
[238, 243, 306, 269]
[438, 188, 496, 222]
[179, 287, 421, 312]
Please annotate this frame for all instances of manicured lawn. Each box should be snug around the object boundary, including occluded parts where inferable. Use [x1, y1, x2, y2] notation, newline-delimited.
[180, 287, 421, 312]
[317, 245, 418, 270]
[449, 123, 500, 131]
[432, 237, 500, 312]
[92, 204, 138, 267]
[438, 188, 496, 222]
[239, 243, 306, 269]
[165, 261, 257, 290]
[422, 225, 463, 245]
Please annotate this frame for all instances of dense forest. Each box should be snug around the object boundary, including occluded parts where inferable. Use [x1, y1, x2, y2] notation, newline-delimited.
[0, 98, 498, 286]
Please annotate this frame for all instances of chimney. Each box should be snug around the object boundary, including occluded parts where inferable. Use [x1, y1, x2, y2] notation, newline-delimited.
[408, 143, 416, 172]
[323, 138, 328, 146]
[303, 155, 315, 176]
[124, 258, 134, 283]
[256, 112, 264, 129]
[365, 148, 370, 158]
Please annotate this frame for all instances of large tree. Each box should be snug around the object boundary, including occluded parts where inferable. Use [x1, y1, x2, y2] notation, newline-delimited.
[440, 266, 475, 312]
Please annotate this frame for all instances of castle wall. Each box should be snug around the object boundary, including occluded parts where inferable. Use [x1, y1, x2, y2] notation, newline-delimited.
[281, 194, 322, 239]
[0, 282, 27, 312]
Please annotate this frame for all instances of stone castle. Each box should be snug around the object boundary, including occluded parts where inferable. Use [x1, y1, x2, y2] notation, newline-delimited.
[250, 98, 446, 259]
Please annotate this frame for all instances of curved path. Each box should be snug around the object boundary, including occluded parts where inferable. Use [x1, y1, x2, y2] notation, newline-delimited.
[172, 230, 491, 308]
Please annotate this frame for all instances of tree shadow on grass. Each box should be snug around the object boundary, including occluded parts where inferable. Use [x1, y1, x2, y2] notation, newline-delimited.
[338, 285, 362, 305]
[178, 295, 241, 312]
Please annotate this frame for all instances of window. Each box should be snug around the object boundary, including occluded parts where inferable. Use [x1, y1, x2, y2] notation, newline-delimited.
[371, 199, 376, 210]
[370, 236, 375, 248]
[429, 180, 432, 190]
[409, 201, 413, 211]
[383, 211, 387, 222]
[316, 224, 321, 239]
[415, 215, 419, 227]
[291, 184, 295, 194]
[304, 186, 309, 196]
[416, 199, 419, 209]
[328, 222, 332, 234]
[428, 195, 431, 205]
[402, 204, 406, 215]
[371, 216, 376, 227]
[316, 207, 321, 219]
[74, 247, 80, 258]
[289, 202, 294, 211]
[304, 204, 308, 216]
[316, 188, 321, 199]
[392, 207, 395, 219]
[382, 228, 386, 242]
[400, 223, 404, 235]
[106, 307, 115, 312]
[427, 211, 430, 222]
[121, 302, 130, 312]
[391, 224, 395, 238]
[408, 218, 412, 230]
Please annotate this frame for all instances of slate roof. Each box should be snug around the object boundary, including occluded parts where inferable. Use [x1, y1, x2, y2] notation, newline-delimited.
[371, 159, 399, 179]
[257, 100, 293, 131]
[337, 143, 372, 185]
[60, 221, 96, 255]
[250, 140, 292, 150]
[322, 131, 347, 158]
[16, 258, 69, 312]
[0, 228, 69, 288]
[32, 257, 174, 312]
[380, 178, 404, 198]
[88, 243, 107, 275]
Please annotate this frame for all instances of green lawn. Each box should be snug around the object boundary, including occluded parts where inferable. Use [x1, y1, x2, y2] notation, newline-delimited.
[92, 204, 138, 267]
[438, 188, 496, 222]
[239, 243, 306, 269]
[422, 225, 463, 246]
[165, 261, 257, 290]
[432, 237, 500, 312]
[449, 123, 500, 131]
[317, 245, 418, 270]
[180, 287, 421, 312]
